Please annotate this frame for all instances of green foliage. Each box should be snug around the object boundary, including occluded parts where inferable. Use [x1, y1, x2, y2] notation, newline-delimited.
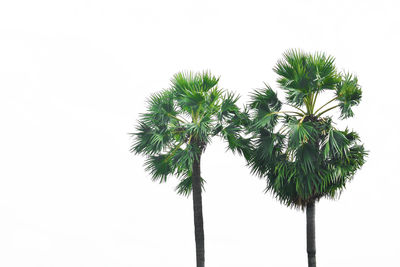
[273, 50, 341, 108]
[249, 85, 282, 130]
[131, 71, 245, 196]
[175, 176, 206, 197]
[335, 73, 362, 118]
[244, 50, 367, 208]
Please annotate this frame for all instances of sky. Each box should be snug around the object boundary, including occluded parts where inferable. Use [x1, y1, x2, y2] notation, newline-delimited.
[1, 0, 399, 266]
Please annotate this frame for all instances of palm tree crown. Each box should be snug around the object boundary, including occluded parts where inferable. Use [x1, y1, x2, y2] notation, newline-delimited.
[131, 71, 244, 195]
[246, 49, 367, 208]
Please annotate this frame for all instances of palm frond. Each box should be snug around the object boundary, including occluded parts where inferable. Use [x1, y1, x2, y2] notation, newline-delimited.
[287, 121, 317, 150]
[336, 73, 362, 119]
[175, 176, 206, 197]
[248, 86, 282, 129]
[144, 154, 175, 183]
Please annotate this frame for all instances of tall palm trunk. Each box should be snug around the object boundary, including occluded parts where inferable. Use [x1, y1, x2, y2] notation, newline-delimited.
[192, 154, 205, 267]
[306, 201, 316, 267]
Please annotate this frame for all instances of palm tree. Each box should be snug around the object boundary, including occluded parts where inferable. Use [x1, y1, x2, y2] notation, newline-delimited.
[131, 71, 246, 267]
[244, 50, 367, 267]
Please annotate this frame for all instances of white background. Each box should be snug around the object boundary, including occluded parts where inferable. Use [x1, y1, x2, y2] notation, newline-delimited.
[1, 0, 399, 266]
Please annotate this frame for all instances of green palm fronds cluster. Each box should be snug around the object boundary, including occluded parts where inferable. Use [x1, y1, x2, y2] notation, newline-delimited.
[131, 71, 246, 196]
[245, 49, 367, 208]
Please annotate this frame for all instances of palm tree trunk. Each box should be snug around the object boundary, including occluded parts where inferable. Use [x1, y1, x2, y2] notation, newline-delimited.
[192, 154, 205, 267]
[306, 201, 316, 267]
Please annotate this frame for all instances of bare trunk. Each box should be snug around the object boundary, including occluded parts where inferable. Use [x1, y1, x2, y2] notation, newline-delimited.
[306, 201, 316, 267]
[192, 155, 205, 267]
